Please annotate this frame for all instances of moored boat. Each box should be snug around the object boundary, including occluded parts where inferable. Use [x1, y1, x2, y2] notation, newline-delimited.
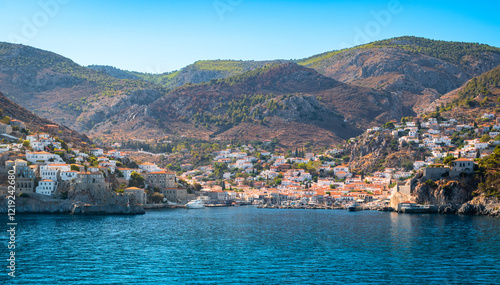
[186, 199, 205, 209]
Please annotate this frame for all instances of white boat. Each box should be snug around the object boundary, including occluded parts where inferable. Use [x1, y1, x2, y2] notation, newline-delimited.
[186, 199, 205, 209]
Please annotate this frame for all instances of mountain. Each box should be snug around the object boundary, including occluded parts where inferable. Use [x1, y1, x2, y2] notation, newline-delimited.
[0, 91, 91, 146]
[0, 42, 167, 132]
[86, 65, 142, 80]
[298, 36, 500, 114]
[345, 65, 500, 174]
[423, 65, 500, 120]
[87, 62, 413, 147]
[89, 60, 279, 89]
[1, 37, 500, 147]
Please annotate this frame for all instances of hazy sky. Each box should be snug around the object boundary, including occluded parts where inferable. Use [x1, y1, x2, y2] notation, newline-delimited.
[1, 0, 499, 73]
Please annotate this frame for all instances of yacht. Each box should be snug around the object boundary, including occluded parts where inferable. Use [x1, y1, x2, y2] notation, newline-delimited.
[186, 199, 205, 209]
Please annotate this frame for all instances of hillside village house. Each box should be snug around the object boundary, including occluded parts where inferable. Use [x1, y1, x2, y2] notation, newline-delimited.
[0, 144, 9, 154]
[10, 119, 26, 130]
[42, 163, 71, 172]
[124, 187, 147, 205]
[89, 148, 104, 156]
[26, 151, 63, 163]
[333, 165, 349, 174]
[452, 158, 474, 174]
[36, 179, 57, 195]
[335, 171, 350, 179]
[12, 159, 36, 193]
[139, 162, 160, 172]
[40, 168, 59, 181]
[146, 170, 176, 189]
[39, 163, 72, 181]
[117, 168, 141, 180]
[60, 170, 78, 181]
[74, 172, 111, 191]
[0, 123, 12, 134]
[42, 124, 60, 136]
[161, 187, 188, 204]
[482, 113, 495, 119]
[29, 135, 61, 151]
[413, 161, 430, 170]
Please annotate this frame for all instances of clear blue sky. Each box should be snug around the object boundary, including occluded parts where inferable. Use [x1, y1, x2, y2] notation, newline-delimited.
[0, 0, 499, 73]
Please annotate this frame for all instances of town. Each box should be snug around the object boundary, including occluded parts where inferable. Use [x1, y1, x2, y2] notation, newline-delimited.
[1, 111, 500, 212]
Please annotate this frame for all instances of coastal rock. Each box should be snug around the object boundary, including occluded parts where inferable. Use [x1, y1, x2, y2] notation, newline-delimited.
[457, 203, 485, 215]
[438, 204, 459, 214]
[461, 195, 500, 217]
[0, 185, 146, 215]
[415, 179, 475, 205]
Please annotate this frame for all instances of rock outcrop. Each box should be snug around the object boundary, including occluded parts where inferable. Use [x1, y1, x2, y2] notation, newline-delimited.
[0, 185, 145, 215]
[458, 196, 500, 217]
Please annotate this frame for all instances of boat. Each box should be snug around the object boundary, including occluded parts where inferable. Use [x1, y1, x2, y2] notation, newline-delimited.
[348, 203, 364, 211]
[186, 199, 205, 209]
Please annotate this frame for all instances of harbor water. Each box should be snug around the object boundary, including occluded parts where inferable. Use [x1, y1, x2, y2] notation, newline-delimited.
[2, 206, 500, 284]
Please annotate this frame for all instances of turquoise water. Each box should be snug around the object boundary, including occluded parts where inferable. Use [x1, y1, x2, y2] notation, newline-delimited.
[2, 207, 500, 284]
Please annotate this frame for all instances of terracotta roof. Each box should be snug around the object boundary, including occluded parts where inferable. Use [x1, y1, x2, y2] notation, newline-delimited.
[31, 151, 51, 154]
[150, 171, 175, 174]
[125, 187, 144, 190]
[454, 158, 473, 162]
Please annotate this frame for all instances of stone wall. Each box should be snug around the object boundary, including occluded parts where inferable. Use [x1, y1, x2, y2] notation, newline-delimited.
[422, 167, 449, 181]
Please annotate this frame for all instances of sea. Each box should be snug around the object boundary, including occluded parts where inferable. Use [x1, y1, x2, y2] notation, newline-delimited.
[2, 206, 500, 284]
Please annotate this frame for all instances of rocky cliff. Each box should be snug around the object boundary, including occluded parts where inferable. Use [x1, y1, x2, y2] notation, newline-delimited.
[0, 185, 145, 215]
[389, 176, 500, 217]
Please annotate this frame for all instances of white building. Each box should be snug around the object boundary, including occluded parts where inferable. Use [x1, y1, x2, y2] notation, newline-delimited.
[139, 162, 160, 173]
[452, 158, 474, 173]
[0, 144, 9, 154]
[117, 168, 140, 180]
[41, 169, 60, 181]
[333, 165, 349, 174]
[482, 113, 495, 119]
[61, 170, 78, 181]
[413, 161, 429, 170]
[36, 179, 57, 196]
[89, 148, 104, 156]
[26, 151, 63, 164]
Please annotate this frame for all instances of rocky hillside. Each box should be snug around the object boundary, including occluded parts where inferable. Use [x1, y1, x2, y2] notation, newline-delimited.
[87, 65, 142, 80]
[2, 37, 500, 148]
[90, 60, 278, 89]
[299, 36, 500, 114]
[0, 91, 91, 146]
[424, 65, 500, 115]
[88, 62, 416, 147]
[0, 42, 167, 132]
[341, 64, 500, 174]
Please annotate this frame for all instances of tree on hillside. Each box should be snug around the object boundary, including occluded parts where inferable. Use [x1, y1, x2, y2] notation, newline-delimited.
[151, 192, 164, 204]
[480, 134, 491, 143]
[383, 122, 395, 129]
[129, 171, 145, 188]
[443, 156, 456, 166]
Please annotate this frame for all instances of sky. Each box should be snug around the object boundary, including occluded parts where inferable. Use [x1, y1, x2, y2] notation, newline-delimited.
[0, 0, 499, 73]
